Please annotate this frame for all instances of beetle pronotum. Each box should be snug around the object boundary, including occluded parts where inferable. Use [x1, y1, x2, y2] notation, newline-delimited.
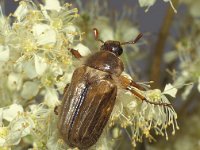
[55, 28, 172, 149]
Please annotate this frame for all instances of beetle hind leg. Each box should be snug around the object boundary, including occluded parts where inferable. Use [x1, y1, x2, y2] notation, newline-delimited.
[118, 75, 172, 107]
[127, 87, 172, 107]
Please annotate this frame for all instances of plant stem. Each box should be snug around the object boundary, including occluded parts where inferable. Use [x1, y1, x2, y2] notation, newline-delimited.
[150, 0, 179, 88]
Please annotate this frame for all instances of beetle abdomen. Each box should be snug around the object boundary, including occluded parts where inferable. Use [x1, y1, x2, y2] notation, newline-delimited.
[58, 66, 117, 149]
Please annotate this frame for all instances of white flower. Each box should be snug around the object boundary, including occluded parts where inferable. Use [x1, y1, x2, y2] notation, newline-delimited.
[138, 0, 177, 13]
[44, 88, 60, 107]
[74, 43, 91, 57]
[23, 60, 38, 79]
[65, 25, 77, 43]
[0, 45, 9, 62]
[163, 83, 178, 98]
[7, 73, 22, 91]
[34, 54, 48, 76]
[13, 1, 28, 21]
[21, 81, 39, 99]
[44, 0, 61, 11]
[2, 104, 23, 122]
[138, 0, 156, 12]
[110, 82, 178, 146]
[0, 0, 80, 148]
[0, 127, 9, 146]
[6, 114, 35, 146]
[32, 24, 56, 45]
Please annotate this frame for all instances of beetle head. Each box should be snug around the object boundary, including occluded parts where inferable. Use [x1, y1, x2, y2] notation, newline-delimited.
[100, 41, 123, 56]
[93, 28, 142, 57]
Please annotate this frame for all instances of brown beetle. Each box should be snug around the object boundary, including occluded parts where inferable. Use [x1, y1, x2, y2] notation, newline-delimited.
[55, 28, 171, 149]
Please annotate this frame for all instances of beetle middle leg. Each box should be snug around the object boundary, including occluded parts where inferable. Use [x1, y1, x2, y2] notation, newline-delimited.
[118, 75, 172, 107]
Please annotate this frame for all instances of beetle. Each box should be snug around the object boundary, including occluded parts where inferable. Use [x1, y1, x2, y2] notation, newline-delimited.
[55, 28, 171, 149]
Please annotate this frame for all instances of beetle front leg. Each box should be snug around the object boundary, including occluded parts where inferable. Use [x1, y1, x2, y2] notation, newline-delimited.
[68, 48, 82, 59]
[118, 75, 172, 107]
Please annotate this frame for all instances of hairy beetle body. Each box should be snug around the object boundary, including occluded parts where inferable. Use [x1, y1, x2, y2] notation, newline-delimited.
[58, 61, 119, 149]
[56, 29, 166, 149]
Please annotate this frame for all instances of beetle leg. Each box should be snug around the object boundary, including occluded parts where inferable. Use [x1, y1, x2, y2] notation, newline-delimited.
[54, 105, 61, 115]
[68, 48, 82, 59]
[118, 75, 172, 107]
[64, 83, 70, 93]
[127, 87, 172, 107]
[118, 75, 146, 91]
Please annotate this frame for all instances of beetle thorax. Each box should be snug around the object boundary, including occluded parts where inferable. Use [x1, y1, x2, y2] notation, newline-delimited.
[85, 51, 124, 76]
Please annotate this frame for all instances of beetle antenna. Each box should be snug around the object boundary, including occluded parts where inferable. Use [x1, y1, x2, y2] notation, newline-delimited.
[93, 28, 104, 44]
[121, 33, 143, 45]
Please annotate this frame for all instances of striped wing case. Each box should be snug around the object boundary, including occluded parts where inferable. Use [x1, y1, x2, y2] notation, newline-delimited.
[58, 66, 117, 149]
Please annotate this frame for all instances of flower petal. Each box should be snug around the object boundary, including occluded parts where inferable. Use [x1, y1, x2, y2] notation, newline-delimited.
[32, 24, 56, 45]
[23, 60, 38, 79]
[13, 1, 28, 21]
[44, 88, 59, 107]
[34, 54, 48, 76]
[163, 83, 178, 98]
[138, 0, 156, 8]
[3, 104, 23, 122]
[74, 43, 91, 57]
[0, 45, 9, 62]
[21, 81, 39, 99]
[7, 73, 22, 91]
[44, 0, 61, 11]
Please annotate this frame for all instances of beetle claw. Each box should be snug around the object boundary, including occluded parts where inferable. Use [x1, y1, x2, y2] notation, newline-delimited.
[54, 105, 61, 115]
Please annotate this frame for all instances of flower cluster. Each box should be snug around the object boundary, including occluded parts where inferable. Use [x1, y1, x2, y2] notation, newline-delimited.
[164, 1, 200, 100]
[109, 78, 179, 147]
[0, 0, 179, 149]
[0, 0, 86, 149]
[75, 1, 179, 148]
[138, 0, 177, 12]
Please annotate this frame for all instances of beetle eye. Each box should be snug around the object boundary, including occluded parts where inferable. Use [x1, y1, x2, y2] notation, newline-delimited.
[112, 46, 123, 56]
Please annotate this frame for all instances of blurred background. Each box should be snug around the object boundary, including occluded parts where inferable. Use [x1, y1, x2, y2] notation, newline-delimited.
[1, 0, 200, 150]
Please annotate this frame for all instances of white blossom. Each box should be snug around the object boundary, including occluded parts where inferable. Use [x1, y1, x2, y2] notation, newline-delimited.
[138, 0, 156, 12]
[2, 104, 23, 122]
[44, 0, 61, 11]
[32, 24, 57, 45]
[44, 88, 60, 107]
[0, 45, 9, 62]
[34, 54, 48, 76]
[74, 43, 91, 57]
[163, 83, 178, 98]
[7, 73, 22, 91]
[21, 81, 39, 99]
[13, 1, 28, 21]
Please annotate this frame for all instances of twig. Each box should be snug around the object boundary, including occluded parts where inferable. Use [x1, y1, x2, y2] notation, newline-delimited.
[150, 0, 179, 88]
